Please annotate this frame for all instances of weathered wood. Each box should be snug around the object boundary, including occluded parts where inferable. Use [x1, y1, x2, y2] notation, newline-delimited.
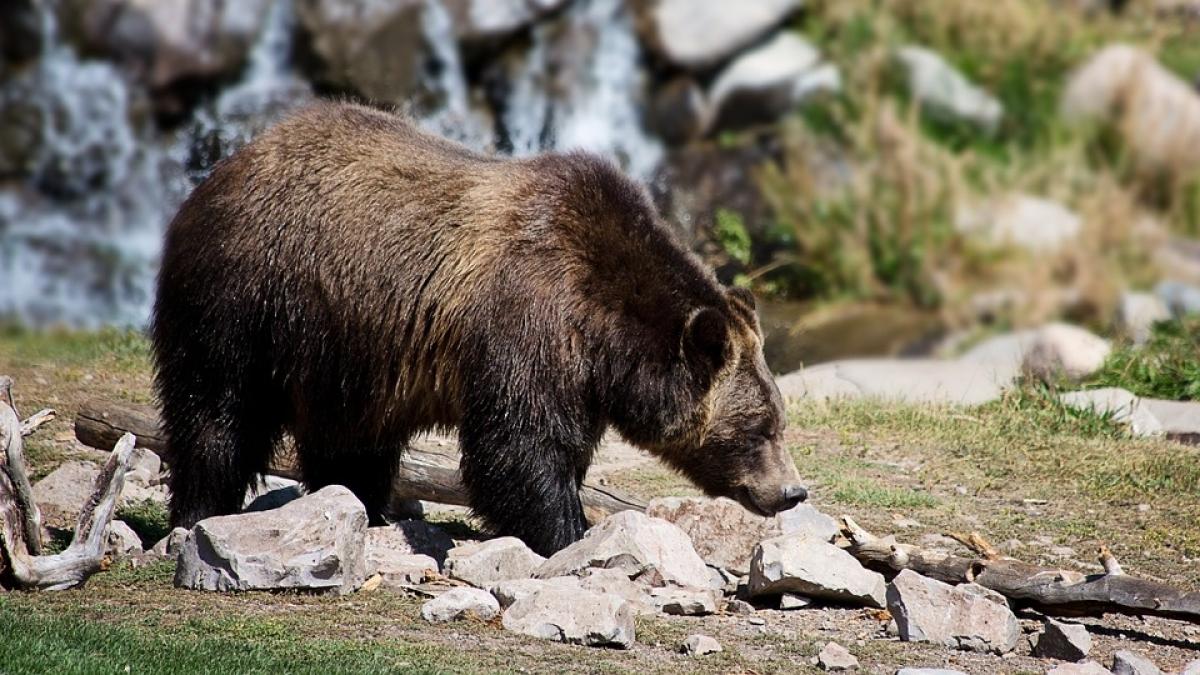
[75, 400, 647, 520]
[839, 516, 1200, 624]
[2, 379, 136, 590]
[19, 409, 54, 437]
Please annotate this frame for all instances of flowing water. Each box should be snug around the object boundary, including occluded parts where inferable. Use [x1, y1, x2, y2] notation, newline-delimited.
[0, 0, 665, 328]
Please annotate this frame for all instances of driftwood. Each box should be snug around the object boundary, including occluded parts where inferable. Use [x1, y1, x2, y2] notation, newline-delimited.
[75, 399, 647, 521]
[839, 516, 1200, 624]
[1, 378, 136, 590]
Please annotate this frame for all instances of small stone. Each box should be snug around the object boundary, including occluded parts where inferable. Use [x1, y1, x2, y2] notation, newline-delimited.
[954, 485, 969, 496]
[779, 593, 812, 610]
[105, 520, 143, 558]
[1034, 618, 1092, 661]
[817, 642, 858, 671]
[501, 587, 634, 649]
[1136, 503, 1151, 513]
[895, 670, 967, 675]
[891, 515, 921, 529]
[680, 634, 722, 656]
[150, 527, 189, 558]
[650, 586, 720, 616]
[749, 534, 887, 608]
[887, 570, 1019, 654]
[747, 616, 766, 626]
[419, 587, 500, 623]
[444, 537, 545, 588]
[723, 598, 755, 615]
[1111, 650, 1163, 675]
[1049, 546, 1078, 558]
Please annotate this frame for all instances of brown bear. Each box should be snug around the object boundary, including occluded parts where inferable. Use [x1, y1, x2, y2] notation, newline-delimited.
[152, 101, 806, 556]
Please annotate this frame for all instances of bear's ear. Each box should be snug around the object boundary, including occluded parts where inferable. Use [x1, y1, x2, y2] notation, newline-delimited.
[682, 307, 731, 373]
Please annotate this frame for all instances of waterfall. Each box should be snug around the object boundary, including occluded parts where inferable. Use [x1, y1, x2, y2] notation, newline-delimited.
[418, 0, 495, 151]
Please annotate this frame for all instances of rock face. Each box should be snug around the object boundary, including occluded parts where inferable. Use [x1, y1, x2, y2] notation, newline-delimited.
[955, 194, 1082, 255]
[294, 0, 428, 105]
[1035, 618, 1093, 661]
[174, 485, 368, 594]
[365, 521, 455, 566]
[62, 0, 271, 90]
[635, 0, 801, 70]
[502, 587, 635, 649]
[535, 511, 712, 589]
[705, 32, 839, 133]
[680, 634, 721, 656]
[444, 537, 546, 587]
[886, 570, 1020, 654]
[896, 45, 1003, 131]
[646, 496, 780, 574]
[962, 323, 1111, 382]
[748, 534, 887, 608]
[420, 587, 500, 622]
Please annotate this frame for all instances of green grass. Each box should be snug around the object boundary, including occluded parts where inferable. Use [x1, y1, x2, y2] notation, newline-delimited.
[0, 325, 151, 373]
[117, 498, 172, 546]
[1086, 317, 1200, 401]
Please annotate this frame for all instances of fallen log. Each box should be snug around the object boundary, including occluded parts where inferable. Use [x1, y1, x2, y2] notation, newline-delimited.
[75, 399, 647, 521]
[2, 378, 136, 590]
[839, 516, 1200, 624]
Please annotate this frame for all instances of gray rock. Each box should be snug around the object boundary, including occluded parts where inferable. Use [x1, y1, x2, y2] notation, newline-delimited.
[32, 460, 102, 529]
[1046, 663, 1112, 675]
[895, 670, 966, 675]
[444, 537, 545, 588]
[635, 0, 801, 70]
[777, 359, 1013, 405]
[1118, 292, 1171, 345]
[705, 32, 839, 133]
[150, 527, 189, 558]
[174, 485, 368, 594]
[1139, 397, 1200, 445]
[243, 476, 305, 512]
[649, 586, 720, 616]
[896, 45, 1003, 131]
[955, 194, 1082, 255]
[817, 641, 859, 671]
[126, 448, 162, 487]
[366, 548, 437, 588]
[535, 511, 712, 589]
[1060, 388, 1163, 437]
[420, 587, 499, 622]
[502, 587, 635, 649]
[886, 570, 1019, 654]
[365, 521, 455, 566]
[1111, 650, 1163, 675]
[646, 496, 780, 575]
[1182, 660, 1200, 675]
[962, 323, 1111, 382]
[1157, 280, 1200, 316]
[443, 0, 566, 43]
[779, 593, 812, 610]
[724, 598, 755, 615]
[1034, 618, 1092, 661]
[779, 504, 840, 541]
[748, 534, 887, 608]
[105, 520, 142, 558]
[490, 570, 655, 613]
[490, 577, 577, 609]
[680, 634, 722, 656]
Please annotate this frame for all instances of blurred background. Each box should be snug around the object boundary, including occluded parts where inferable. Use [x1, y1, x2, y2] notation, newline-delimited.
[1, 0, 1198, 373]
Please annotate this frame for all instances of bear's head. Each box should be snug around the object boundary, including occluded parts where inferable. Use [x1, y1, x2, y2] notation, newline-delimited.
[655, 287, 808, 517]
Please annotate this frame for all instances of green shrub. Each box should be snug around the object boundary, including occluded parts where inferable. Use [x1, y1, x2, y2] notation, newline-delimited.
[1087, 317, 1200, 401]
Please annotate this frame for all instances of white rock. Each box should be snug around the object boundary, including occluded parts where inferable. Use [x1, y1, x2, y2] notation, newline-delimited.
[649, 586, 721, 616]
[1139, 398, 1200, 445]
[706, 32, 839, 132]
[955, 194, 1082, 255]
[681, 634, 722, 656]
[1034, 618, 1092, 661]
[748, 534, 887, 608]
[1111, 650, 1163, 675]
[779, 503, 840, 541]
[502, 587, 635, 649]
[443, 0, 567, 43]
[1060, 388, 1163, 437]
[1180, 659, 1200, 675]
[444, 537, 545, 587]
[535, 511, 712, 590]
[174, 485, 368, 594]
[896, 45, 1003, 131]
[105, 520, 142, 558]
[1046, 663, 1113, 675]
[962, 323, 1110, 381]
[366, 550, 437, 587]
[779, 593, 812, 610]
[490, 569, 655, 613]
[32, 461, 102, 528]
[420, 587, 499, 622]
[777, 359, 1014, 405]
[817, 641, 859, 671]
[886, 570, 1019, 654]
[126, 448, 162, 486]
[1118, 292, 1171, 345]
[636, 0, 801, 70]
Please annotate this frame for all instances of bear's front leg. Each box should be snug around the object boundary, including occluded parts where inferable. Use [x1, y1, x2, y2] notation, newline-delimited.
[458, 411, 594, 557]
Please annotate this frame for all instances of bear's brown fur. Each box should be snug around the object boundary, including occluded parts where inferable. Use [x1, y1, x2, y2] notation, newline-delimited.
[153, 101, 804, 555]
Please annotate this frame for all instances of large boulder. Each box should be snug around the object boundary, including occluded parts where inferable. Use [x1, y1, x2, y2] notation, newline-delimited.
[895, 45, 1003, 132]
[294, 0, 429, 105]
[502, 586, 635, 648]
[33, 460, 167, 530]
[886, 570, 1020, 654]
[705, 32, 840, 133]
[444, 537, 546, 587]
[535, 511, 712, 589]
[174, 485, 368, 594]
[60, 0, 270, 90]
[961, 323, 1111, 382]
[748, 534, 887, 608]
[634, 0, 801, 70]
[646, 496, 779, 575]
